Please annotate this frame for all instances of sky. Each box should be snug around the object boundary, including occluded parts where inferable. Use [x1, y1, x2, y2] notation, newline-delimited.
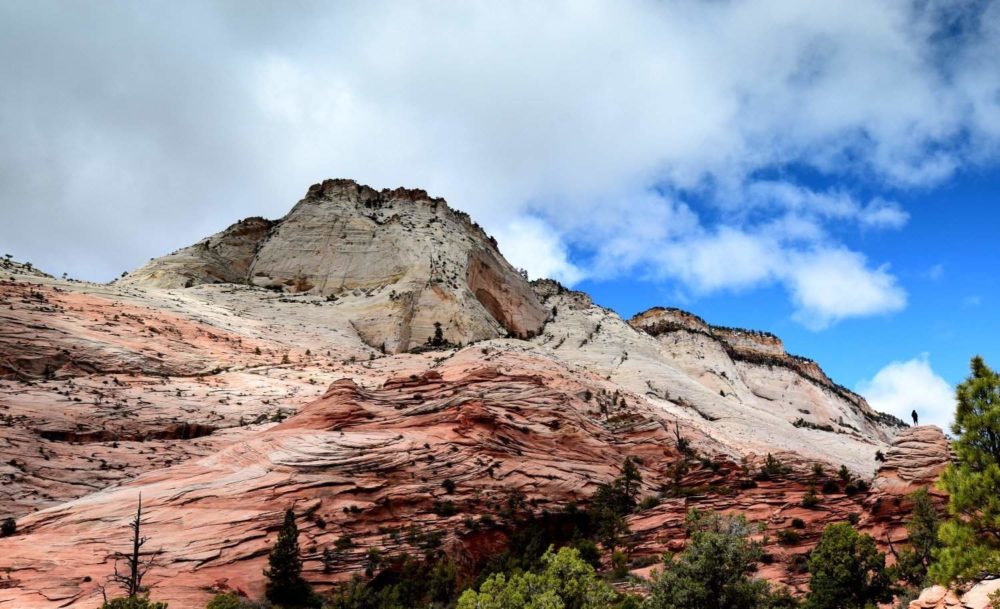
[2, 0, 999, 432]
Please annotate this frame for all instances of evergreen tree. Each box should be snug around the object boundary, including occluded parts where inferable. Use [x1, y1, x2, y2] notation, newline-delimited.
[804, 523, 890, 609]
[587, 457, 642, 551]
[456, 546, 617, 609]
[644, 510, 796, 609]
[894, 488, 940, 586]
[932, 356, 1000, 583]
[620, 457, 643, 504]
[264, 509, 313, 606]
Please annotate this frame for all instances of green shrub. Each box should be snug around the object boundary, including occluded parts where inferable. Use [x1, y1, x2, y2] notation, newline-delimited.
[755, 454, 791, 481]
[611, 549, 629, 579]
[777, 529, 801, 545]
[820, 479, 840, 494]
[638, 496, 661, 511]
[101, 597, 167, 609]
[457, 546, 615, 609]
[844, 479, 868, 496]
[645, 510, 791, 609]
[204, 593, 261, 609]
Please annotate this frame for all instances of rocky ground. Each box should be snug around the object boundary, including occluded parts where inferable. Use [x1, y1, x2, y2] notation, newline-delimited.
[0, 180, 955, 608]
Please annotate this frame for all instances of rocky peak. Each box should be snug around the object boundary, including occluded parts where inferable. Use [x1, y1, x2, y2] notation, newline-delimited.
[119, 179, 547, 352]
[628, 306, 902, 428]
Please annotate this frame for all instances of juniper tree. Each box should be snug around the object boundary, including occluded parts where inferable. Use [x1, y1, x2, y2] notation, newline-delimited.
[804, 523, 890, 609]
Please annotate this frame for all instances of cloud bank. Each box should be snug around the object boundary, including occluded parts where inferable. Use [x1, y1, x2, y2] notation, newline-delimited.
[2, 1, 999, 327]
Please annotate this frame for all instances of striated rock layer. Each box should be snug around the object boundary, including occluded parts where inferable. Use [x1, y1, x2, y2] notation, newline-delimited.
[0, 180, 954, 608]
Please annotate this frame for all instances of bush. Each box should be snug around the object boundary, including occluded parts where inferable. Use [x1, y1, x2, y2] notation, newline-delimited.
[791, 518, 806, 529]
[204, 593, 266, 609]
[206, 593, 243, 609]
[802, 489, 821, 508]
[755, 454, 791, 481]
[457, 546, 615, 609]
[441, 479, 456, 494]
[638, 496, 661, 511]
[777, 529, 801, 545]
[327, 551, 461, 609]
[612, 549, 630, 579]
[821, 479, 840, 494]
[0, 517, 14, 537]
[432, 500, 458, 517]
[844, 480, 869, 496]
[101, 598, 168, 609]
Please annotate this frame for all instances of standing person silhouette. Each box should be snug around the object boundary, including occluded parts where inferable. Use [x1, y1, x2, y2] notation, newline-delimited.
[911, 409, 919, 426]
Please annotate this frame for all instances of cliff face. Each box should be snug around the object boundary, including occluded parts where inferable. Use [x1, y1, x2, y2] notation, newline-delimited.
[120, 179, 548, 352]
[0, 182, 948, 609]
[530, 287, 904, 471]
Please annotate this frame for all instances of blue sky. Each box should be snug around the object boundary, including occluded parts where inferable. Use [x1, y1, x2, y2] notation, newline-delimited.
[2, 1, 999, 430]
[580, 166, 1000, 428]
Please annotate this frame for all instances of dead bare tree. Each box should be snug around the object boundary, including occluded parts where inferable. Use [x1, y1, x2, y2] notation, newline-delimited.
[105, 494, 162, 599]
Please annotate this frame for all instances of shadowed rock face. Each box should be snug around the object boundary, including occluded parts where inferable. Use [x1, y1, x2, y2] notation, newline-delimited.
[120, 179, 547, 352]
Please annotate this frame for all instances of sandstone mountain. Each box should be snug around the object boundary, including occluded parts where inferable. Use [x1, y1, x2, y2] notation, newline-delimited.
[120, 179, 547, 353]
[0, 180, 950, 608]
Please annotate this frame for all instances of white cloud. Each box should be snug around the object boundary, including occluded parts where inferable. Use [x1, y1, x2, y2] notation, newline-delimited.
[492, 216, 584, 286]
[1, 1, 998, 326]
[858, 198, 910, 230]
[858, 355, 955, 432]
[787, 249, 907, 329]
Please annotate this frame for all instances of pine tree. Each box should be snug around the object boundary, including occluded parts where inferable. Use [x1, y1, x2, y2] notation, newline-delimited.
[645, 510, 794, 609]
[931, 356, 1000, 583]
[804, 523, 890, 609]
[264, 509, 312, 606]
[620, 457, 643, 505]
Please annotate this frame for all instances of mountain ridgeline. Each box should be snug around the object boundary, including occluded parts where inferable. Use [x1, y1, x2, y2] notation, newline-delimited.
[0, 179, 948, 609]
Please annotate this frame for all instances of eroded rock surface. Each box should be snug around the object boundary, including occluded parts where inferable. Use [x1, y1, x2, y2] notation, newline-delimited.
[121, 179, 547, 352]
[0, 182, 953, 608]
[910, 579, 1000, 609]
